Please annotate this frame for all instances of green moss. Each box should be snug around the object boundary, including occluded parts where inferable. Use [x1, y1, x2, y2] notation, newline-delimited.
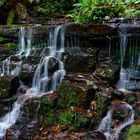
[0, 37, 6, 42]
[57, 87, 85, 109]
[7, 9, 15, 25]
[4, 43, 18, 52]
[127, 124, 140, 140]
[86, 58, 96, 72]
[58, 109, 90, 131]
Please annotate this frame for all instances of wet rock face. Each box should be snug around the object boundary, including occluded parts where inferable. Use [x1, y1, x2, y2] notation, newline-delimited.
[65, 24, 116, 37]
[0, 76, 20, 99]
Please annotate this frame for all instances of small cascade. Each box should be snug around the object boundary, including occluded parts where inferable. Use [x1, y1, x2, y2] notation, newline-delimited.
[0, 26, 32, 76]
[98, 102, 134, 140]
[33, 26, 65, 92]
[18, 26, 32, 57]
[117, 24, 140, 91]
[0, 25, 66, 138]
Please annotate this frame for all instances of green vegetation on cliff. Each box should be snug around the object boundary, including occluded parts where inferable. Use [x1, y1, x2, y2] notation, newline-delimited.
[67, 0, 140, 23]
[0, 0, 140, 24]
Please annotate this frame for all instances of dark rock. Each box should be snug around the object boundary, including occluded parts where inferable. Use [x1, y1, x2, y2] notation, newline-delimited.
[113, 89, 125, 100]
[65, 53, 96, 73]
[81, 131, 106, 140]
[0, 75, 19, 99]
[65, 24, 116, 37]
[20, 64, 35, 86]
[0, 96, 17, 117]
[95, 61, 120, 83]
[23, 55, 41, 65]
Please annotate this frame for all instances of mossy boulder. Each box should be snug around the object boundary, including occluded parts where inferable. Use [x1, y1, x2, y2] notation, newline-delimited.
[65, 54, 96, 73]
[56, 84, 87, 109]
[126, 124, 140, 140]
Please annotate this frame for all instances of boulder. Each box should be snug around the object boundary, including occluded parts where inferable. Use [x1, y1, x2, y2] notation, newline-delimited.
[95, 61, 120, 83]
[20, 64, 35, 86]
[64, 53, 96, 73]
[0, 75, 19, 99]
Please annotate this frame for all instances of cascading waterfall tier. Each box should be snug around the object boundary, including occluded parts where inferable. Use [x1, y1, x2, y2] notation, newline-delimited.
[0, 26, 32, 76]
[117, 24, 140, 91]
[98, 101, 134, 140]
[0, 25, 66, 138]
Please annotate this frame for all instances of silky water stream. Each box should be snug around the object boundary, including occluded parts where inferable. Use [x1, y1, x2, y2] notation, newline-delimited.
[98, 24, 140, 140]
[0, 25, 65, 138]
[0, 26, 32, 76]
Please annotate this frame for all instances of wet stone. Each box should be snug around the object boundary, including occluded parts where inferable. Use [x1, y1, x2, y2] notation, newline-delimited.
[0, 75, 20, 99]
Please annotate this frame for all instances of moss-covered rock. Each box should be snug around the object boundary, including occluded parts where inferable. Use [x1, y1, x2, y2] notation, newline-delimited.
[65, 54, 96, 73]
[124, 93, 137, 105]
[57, 84, 86, 109]
[126, 124, 140, 140]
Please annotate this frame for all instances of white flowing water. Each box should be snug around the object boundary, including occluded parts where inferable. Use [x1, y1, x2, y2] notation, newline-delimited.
[0, 26, 32, 76]
[98, 103, 134, 140]
[117, 25, 140, 91]
[18, 26, 32, 57]
[0, 25, 65, 138]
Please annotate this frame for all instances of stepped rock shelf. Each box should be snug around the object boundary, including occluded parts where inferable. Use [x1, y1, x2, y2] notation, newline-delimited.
[0, 23, 139, 140]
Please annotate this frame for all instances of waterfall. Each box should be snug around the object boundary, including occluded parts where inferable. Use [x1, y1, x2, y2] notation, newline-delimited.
[18, 26, 32, 56]
[0, 25, 65, 138]
[117, 25, 140, 91]
[98, 102, 134, 140]
[0, 27, 32, 76]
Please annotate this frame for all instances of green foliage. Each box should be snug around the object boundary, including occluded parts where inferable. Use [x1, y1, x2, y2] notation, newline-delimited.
[36, 0, 78, 15]
[67, 0, 140, 23]
[0, 37, 6, 42]
[0, 0, 6, 7]
[127, 124, 140, 140]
